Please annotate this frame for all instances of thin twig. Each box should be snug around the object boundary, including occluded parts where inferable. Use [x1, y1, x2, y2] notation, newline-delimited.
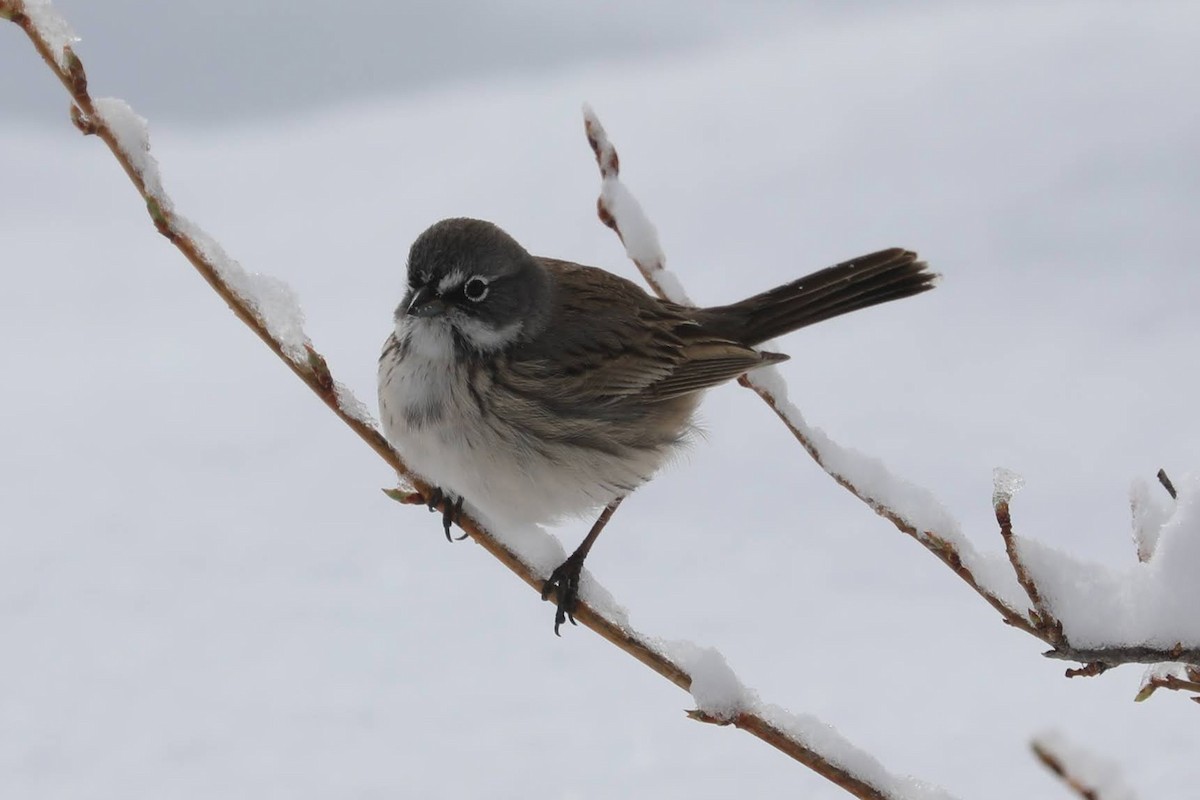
[1135, 671, 1200, 703]
[995, 499, 1064, 646]
[1030, 741, 1101, 800]
[1156, 468, 1177, 500]
[2, 6, 933, 798]
[1064, 662, 1109, 679]
[1153, 674, 1200, 695]
[582, 110, 1041, 642]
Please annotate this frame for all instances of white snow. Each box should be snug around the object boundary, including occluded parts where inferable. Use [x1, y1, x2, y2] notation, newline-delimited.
[1033, 730, 1137, 800]
[599, 180, 669, 271]
[87, 98, 313, 364]
[992, 467, 1026, 507]
[1016, 474, 1200, 648]
[1130, 477, 1175, 562]
[18, 0, 78, 71]
[757, 704, 960, 800]
[334, 380, 376, 425]
[461, 508, 637, 631]
[91, 98, 172, 212]
[671, 642, 751, 719]
[657, 642, 961, 798]
[748, 364, 1032, 614]
[650, 268, 691, 308]
[175, 217, 310, 363]
[1139, 474, 1200, 642]
[583, 104, 693, 305]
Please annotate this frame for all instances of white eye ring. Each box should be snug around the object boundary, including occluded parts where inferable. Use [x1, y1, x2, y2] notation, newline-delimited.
[463, 276, 489, 302]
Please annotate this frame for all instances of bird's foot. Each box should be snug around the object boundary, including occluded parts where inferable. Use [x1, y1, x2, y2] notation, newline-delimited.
[424, 487, 466, 542]
[541, 552, 587, 636]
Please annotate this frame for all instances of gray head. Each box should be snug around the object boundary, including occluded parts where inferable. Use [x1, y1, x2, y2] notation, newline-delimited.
[397, 218, 552, 352]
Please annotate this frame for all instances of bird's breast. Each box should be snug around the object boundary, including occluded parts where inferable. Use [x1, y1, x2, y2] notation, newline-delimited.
[377, 326, 689, 528]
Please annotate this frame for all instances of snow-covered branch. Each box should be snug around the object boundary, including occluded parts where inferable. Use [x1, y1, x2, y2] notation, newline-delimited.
[582, 108, 1200, 689]
[0, 0, 643, 686]
[996, 468, 1200, 683]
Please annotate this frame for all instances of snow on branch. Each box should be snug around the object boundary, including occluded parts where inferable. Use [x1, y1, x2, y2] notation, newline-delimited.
[0, 1, 367, 425]
[582, 108, 1200, 689]
[998, 468, 1200, 682]
[583, 105, 690, 304]
[1134, 662, 1200, 704]
[3, 0, 76, 69]
[1031, 731, 1138, 800]
[4, 5, 961, 798]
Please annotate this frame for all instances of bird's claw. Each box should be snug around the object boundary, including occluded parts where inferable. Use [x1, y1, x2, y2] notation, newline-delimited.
[541, 553, 585, 636]
[424, 487, 466, 542]
[443, 496, 466, 541]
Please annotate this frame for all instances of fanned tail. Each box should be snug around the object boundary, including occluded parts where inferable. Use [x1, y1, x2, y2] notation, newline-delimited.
[699, 248, 936, 346]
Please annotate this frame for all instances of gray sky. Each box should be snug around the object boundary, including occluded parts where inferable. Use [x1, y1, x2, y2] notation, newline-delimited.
[1, 0, 826, 126]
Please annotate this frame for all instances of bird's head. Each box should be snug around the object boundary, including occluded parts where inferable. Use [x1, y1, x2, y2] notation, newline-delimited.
[397, 217, 551, 353]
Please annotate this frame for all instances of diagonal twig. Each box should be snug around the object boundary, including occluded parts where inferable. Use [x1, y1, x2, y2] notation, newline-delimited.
[992, 471, 1065, 649]
[1030, 732, 1138, 800]
[583, 108, 1037, 643]
[1031, 744, 1101, 800]
[0, 0, 686, 696]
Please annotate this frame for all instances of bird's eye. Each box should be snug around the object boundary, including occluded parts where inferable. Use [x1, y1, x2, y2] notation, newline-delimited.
[463, 277, 489, 302]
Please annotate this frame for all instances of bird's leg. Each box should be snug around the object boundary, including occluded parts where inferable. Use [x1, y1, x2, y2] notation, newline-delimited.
[541, 496, 624, 635]
[423, 486, 467, 542]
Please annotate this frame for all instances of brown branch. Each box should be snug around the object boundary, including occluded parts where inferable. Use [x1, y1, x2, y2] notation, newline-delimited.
[704, 712, 908, 799]
[0, 0, 689, 692]
[1135, 664, 1200, 703]
[1149, 674, 1200, 697]
[582, 109, 1042, 644]
[1031, 741, 1101, 800]
[1, 6, 937, 799]
[995, 498, 1065, 648]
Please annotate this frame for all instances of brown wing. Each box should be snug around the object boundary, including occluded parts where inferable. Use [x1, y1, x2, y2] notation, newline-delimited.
[506, 258, 778, 408]
[643, 343, 786, 400]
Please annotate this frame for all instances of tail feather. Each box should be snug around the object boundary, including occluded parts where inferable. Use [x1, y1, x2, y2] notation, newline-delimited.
[700, 248, 936, 346]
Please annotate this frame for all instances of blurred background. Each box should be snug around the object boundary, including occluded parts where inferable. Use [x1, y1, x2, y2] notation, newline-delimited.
[2, 1, 1199, 798]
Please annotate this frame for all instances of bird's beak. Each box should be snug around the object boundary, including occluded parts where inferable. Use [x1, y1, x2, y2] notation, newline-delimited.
[406, 285, 447, 318]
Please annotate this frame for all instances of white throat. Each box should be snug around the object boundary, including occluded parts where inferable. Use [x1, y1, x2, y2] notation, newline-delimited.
[397, 313, 521, 355]
[397, 315, 455, 360]
[455, 317, 522, 352]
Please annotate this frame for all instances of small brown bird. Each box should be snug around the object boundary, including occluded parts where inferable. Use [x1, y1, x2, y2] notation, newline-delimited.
[378, 218, 935, 632]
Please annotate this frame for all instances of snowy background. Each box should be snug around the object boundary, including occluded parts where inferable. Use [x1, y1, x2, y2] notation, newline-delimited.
[3, 1, 1199, 797]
